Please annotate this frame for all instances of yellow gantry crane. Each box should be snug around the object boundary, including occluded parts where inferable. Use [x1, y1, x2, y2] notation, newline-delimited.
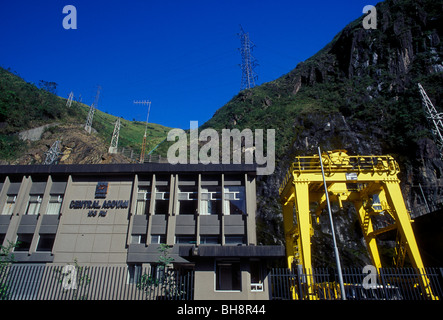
[279, 150, 436, 299]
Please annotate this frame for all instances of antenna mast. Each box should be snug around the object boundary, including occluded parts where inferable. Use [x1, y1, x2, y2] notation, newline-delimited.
[238, 25, 258, 91]
[133, 100, 151, 163]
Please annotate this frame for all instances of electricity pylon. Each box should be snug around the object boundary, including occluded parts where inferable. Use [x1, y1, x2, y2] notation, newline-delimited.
[418, 83, 443, 158]
[134, 100, 151, 163]
[238, 25, 258, 91]
[85, 86, 101, 134]
[44, 140, 61, 165]
[66, 91, 74, 108]
[108, 117, 121, 154]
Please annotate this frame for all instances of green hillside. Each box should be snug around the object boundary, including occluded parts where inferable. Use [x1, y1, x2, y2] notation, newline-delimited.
[0, 66, 172, 161]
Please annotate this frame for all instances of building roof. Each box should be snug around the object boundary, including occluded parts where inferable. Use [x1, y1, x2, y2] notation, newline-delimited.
[180, 245, 285, 258]
[0, 163, 258, 176]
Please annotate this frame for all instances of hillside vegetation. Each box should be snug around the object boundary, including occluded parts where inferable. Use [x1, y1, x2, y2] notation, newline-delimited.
[0, 67, 172, 163]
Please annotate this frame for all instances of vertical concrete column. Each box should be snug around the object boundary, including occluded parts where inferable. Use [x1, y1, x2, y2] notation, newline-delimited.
[220, 173, 225, 245]
[245, 173, 257, 245]
[196, 174, 201, 245]
[52, 175, 72, 255]
[126, 174, 138, 246]
[146, 174, 156, 245]
[166, 174, 176, 245]
[5, 176, 31, 243]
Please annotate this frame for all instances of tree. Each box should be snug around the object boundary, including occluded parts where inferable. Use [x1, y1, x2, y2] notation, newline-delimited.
[137, 244, 186, 299]
[38, 80, 58, 95]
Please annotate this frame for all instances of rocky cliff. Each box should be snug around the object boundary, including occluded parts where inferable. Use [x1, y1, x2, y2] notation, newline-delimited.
[204, 0, 443, 267]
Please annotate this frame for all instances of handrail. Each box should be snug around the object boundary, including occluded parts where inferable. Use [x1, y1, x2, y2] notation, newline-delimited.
[279, 151, 400, 196]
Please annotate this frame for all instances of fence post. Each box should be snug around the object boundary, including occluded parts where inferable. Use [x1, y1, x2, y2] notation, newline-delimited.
[379, 268, 390, 300]
[296, 266, 304, 300]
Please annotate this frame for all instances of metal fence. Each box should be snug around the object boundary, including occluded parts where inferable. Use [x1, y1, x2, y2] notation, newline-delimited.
[269, 267, 443, 300]
[0, 264, 194, 300]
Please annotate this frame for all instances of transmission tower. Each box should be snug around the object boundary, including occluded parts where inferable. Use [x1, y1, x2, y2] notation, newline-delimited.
[66, 91, 74, 107]
[238, 25, 258, 91]
[134, 100, 151, 163]
[108, 117, 121, 154]
[44, 140, 61, 165]
[85, 86, 101, 134]
[418, 83, 443, 158]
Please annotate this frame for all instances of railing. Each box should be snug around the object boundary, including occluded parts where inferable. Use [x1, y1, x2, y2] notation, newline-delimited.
[118, 147, 169, 164]
[279, 152, 400, 196]
[269, 267, 443, 300]
[0, 264, 194, 300]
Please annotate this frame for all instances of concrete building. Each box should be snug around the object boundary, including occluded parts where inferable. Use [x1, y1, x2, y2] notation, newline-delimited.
[0, 163, 284, 300]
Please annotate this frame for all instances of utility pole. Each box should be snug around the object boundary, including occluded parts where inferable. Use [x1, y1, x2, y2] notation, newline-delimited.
[85, 86, 101, 134]
[238, 25, 258, 91]
[318, 147, 346, 300]
[134, 100, 151, 163]
[108, 117, 121, 154]
[66, 91, 74, 107]
[418, 83, 443, 158]
[44, 140, 61, 165]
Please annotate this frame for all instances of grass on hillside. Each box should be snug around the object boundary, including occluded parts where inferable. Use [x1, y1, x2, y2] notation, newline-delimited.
[0, 66, 172, 161]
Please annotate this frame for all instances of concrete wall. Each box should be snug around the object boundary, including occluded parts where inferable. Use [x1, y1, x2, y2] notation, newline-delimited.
[194, 258, 269, 300]
[53, 177, 132, 265]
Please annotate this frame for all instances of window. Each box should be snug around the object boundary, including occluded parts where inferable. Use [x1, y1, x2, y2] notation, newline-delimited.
[136, 187, 150, 215]
[224, 186, 246, 215]
[131, 234, 147, 244]
[225, 235, 245, 245]
[154, 186, 169, 214]
[250, 261, 264, 292]
[127, 264, 142, 284]
[200, 235, 220, 244]
[46, 194, 63, 215]
[26, 195, 42, 215]
[216, 260, 241, 291]
[2, 195, 16, 215]
[175, 235, 195, 244]
[15, 234, 33, 252]
[177, 186, 197, 215]
[151, 234, 166, 244]
[200, 187, 222, 215]
[36, 234, 56, 252]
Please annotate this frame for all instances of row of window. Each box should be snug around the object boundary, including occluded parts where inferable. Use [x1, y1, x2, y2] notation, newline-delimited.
[0, 233, 56, 252]
[1, 187, 245, 216]
[128, 260, 264, 292]
[2, 194, 63, 215]
[131, 234, 245, 245]
[136, 185, 246, 215]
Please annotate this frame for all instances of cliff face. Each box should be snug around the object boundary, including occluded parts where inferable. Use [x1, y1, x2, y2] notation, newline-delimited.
[204, 0, 443, 267]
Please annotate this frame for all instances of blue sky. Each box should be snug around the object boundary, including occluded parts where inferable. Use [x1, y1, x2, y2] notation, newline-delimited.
[0, 0, 379, 129]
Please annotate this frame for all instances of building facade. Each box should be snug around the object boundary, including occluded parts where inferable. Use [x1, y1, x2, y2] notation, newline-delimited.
[0, 163, 284, 300]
